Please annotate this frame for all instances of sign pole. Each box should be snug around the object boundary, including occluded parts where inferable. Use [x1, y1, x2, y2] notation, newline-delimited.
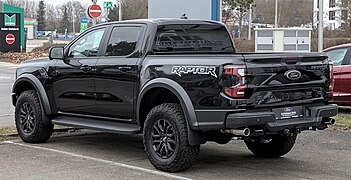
[118, 0, 122, 21]
[88, 2, 102, 26]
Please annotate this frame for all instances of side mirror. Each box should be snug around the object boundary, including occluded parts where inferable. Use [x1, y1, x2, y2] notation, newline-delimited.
[49, 47, 64, 60]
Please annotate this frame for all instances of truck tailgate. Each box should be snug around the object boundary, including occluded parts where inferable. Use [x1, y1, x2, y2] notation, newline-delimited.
[241, 53, 332, 108]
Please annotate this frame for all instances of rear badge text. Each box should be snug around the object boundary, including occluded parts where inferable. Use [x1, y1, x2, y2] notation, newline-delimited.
[171, 66, 217, 78]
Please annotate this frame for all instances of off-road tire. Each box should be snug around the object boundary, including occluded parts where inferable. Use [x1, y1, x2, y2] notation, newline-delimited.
[244, 135, 296, 158]
[15, 90, 53, 143]
[143, 103, 200, 172]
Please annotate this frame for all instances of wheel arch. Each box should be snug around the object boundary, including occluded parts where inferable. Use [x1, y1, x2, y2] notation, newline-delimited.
[137, 78, 204, 145]
[12, 74, 52, 116]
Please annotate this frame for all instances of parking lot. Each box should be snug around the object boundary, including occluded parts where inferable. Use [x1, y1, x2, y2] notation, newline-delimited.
[0, 59, 351, 179]
[1, 129, 350, 179]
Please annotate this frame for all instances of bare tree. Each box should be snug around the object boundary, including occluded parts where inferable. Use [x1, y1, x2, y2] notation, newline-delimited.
[223, 0, 254, 29]
[108, 0, 148, 21]
[253, 0, 313, 27]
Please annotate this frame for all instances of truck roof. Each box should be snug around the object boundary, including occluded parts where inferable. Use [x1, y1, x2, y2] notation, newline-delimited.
[94, 18, 225, 27]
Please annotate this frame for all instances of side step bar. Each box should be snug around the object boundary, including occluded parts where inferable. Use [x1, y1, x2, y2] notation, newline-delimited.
[52, 116, 141, 134]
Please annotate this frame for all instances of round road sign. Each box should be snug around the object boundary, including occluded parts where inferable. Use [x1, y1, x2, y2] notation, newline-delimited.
[5, 34, 15, 45]
[88, 4, 102, 18]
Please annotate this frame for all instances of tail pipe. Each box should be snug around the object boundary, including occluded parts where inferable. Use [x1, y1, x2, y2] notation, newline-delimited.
[221, 128, 251, 137]
[322, 117, 336, 125]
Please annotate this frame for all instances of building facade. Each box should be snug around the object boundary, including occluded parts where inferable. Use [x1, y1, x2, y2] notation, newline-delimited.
[313, 0, 349, 29]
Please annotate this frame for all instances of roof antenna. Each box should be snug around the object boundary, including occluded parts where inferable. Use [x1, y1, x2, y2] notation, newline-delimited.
[180, 14, 188, 19]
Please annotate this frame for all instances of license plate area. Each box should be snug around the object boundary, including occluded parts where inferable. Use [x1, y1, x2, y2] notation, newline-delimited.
[273, 106, 304, 120]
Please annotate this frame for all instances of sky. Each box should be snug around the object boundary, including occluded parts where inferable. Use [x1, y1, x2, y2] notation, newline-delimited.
[33, 0, 113, 7]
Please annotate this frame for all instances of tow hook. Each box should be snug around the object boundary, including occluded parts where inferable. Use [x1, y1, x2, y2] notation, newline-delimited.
[283, 128, 299, 137]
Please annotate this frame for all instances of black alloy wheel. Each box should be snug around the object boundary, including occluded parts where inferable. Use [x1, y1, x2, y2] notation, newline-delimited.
[19, 102, 36, 134]
[151, 119, 177, 159]
[15, 90, 53, 143]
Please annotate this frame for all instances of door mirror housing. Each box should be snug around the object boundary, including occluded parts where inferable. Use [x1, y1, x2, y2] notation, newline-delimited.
[49, 47, 64, 60]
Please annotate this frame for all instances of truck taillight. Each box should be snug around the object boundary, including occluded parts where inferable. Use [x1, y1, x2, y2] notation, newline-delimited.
[329, 61, 334, 92]
[223, 66, 246, 98]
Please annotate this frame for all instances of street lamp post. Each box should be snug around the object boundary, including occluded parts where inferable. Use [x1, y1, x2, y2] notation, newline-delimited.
[248, 3, 252, 40]
[274, 0, 278, 28]
[71, 1, 75, 34]
[318, 0, 323, 52]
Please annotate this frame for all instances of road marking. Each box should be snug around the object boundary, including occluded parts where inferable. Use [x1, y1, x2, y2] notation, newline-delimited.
[0, 76, 11, 80]
[3, 141, 193, 180]
[0, 114, 14, 117]
[0, 62, 19, 68]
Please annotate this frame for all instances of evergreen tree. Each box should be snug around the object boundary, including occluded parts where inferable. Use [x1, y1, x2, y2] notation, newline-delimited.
[59, 5, 71, 33]
[36, 0, 46, 31]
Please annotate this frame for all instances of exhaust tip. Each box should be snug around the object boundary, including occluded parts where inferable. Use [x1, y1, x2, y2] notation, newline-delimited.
[243, 128, 250, 137]
[322, 117, 336, 125]
[221, 128, 250, 137]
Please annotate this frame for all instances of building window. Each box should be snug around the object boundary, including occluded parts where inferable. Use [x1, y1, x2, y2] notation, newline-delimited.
[329, 0, 336, 8]
[342, 10, 348, 20]
[329, 11, 336, 20]
[317, 0, 319, 8]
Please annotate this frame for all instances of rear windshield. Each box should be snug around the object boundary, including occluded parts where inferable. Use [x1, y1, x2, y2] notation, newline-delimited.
[153, 24, 235, 54]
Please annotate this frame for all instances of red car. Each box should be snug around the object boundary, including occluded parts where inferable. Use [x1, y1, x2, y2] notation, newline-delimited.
[324, 43, 351, 105]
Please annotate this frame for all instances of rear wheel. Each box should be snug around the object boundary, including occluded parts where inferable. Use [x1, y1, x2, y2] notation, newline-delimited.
[244, 135, 296, 158]
[15, 90, 53, 143]
[143, 103, 200, 172]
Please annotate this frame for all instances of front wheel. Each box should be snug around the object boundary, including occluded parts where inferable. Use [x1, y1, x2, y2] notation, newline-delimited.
[244, 135, 296, 158]
[15, 90, 53, 143]
[143, 103, 200, 172]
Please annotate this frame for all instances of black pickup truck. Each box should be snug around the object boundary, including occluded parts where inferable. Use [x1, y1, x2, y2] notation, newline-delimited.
[12, 19, 337, 172]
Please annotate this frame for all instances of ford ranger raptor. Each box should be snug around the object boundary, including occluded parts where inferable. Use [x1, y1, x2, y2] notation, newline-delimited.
[12, 19, 338, 172]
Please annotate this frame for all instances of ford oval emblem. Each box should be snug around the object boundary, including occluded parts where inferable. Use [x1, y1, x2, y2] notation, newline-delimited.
[284, 70, 301, 81]
[284, 107, 292, 112]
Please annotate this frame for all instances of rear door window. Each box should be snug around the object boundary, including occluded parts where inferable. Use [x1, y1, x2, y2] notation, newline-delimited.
[153, 24, 235, 54]
[105, 26, 143, 56]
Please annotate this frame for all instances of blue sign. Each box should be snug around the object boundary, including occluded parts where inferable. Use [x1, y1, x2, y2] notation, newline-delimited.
[237, 29, 241, 36]
[80, 17, 89, 23]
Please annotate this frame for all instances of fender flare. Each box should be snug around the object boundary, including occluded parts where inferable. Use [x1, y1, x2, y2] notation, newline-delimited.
[137, 78, 204, 145]
[12, 74, 52, 116]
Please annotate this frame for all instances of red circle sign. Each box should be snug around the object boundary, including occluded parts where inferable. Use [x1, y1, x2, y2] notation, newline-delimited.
[5, 34, 15, 45]
[88, 4, 102, 18]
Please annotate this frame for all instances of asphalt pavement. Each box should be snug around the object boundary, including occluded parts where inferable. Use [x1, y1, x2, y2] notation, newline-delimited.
[0, 61, 18, 128]
[0, 55, 350, 179]
[0, 129, 350, 179]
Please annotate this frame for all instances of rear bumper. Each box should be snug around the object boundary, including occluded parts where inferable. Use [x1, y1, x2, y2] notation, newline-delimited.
[195, 104, 338, 132]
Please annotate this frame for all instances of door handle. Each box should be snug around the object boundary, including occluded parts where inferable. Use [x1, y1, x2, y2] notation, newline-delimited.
[118, 66, 132, 72]
[80, 66, 92, 72]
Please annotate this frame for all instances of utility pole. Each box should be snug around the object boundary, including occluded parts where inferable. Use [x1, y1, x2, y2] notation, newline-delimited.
[118, 0, 122, 21]
[318, 0, 324, 52]
[274, 0, 278, 28]
[248, 3, 252, 40]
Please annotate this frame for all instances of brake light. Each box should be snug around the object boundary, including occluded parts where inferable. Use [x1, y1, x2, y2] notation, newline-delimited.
[329, 61, 334, 92]
[223, 66, 246, 98]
